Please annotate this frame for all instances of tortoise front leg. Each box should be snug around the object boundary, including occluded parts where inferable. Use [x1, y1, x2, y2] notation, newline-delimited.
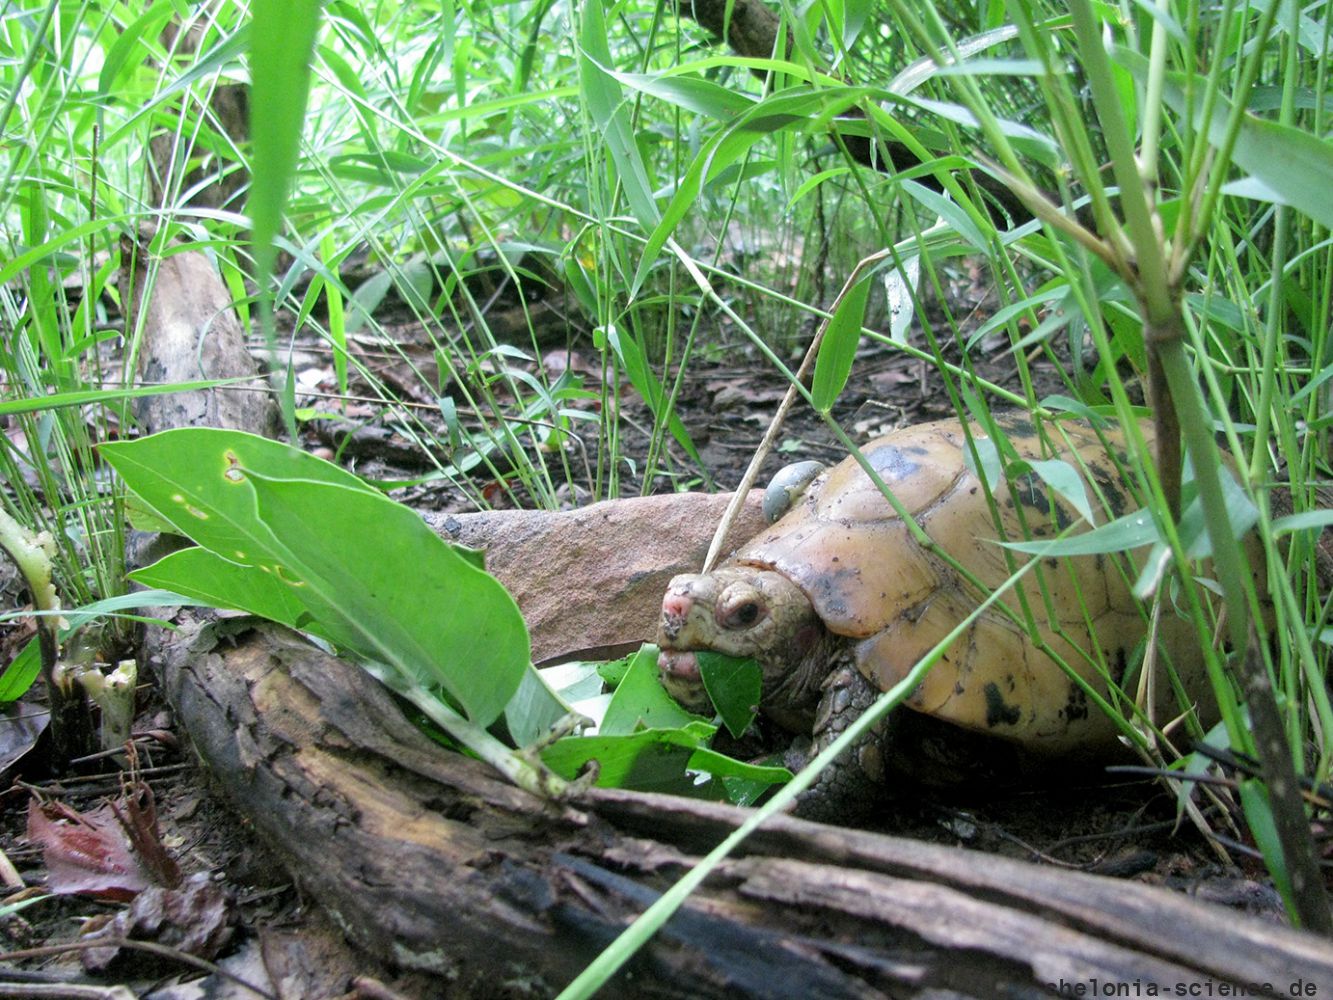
[784, 660, 893, 822]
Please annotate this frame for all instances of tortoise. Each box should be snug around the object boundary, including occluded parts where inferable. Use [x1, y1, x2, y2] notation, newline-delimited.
[656, 414, 1261, 820]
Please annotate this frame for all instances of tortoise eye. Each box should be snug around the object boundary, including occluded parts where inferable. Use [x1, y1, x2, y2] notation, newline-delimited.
[722, 601, 762, 629]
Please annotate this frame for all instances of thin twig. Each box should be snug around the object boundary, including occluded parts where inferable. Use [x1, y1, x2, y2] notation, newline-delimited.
[698, 247, 893, 571]
[0, 939, 275, 1000]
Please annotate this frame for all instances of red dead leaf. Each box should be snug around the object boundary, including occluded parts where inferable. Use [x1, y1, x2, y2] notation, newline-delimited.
[26, 783, 179, 902]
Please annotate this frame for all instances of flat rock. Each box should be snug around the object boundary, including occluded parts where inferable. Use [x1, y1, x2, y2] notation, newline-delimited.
[426, 492, 766, 664]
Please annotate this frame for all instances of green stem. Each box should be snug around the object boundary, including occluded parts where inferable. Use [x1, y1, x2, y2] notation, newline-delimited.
[375, 669, 571, 800]
[1067, 0, 1169, 313]
[0, 506, 92, 770]
[1156, 337, 1331, 934]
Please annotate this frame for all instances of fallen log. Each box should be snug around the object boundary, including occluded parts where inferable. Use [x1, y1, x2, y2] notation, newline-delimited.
[146, 618, 1333, 998]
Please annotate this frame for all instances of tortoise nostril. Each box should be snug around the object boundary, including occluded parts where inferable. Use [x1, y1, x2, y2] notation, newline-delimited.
[662, 591, 692, 620]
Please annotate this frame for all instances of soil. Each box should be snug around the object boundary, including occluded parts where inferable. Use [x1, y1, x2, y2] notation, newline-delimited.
[0, 261, 1306, 997]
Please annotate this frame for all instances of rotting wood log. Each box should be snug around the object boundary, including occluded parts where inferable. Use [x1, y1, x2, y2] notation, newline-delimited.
[146, 618, 1333, 999]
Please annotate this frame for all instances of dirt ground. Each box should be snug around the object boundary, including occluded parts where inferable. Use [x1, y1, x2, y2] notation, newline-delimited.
[0, 261, 1309, 997]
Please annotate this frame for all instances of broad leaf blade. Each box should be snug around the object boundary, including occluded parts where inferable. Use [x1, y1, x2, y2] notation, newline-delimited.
[99, 428, 374, 559]
[243, 473, 528, 727]
[696, 652, 762, 739]
[130, 547, 314, 632]
[601, 647, 707, 736]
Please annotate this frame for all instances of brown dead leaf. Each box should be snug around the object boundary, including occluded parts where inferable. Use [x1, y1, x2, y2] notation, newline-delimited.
[111, 780, 182, 889]
[705, 379, 785, 410]
[79, 873, 236, 971]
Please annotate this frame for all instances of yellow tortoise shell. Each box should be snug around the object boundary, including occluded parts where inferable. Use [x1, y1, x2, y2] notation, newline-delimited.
[730, 415, 1260, 757]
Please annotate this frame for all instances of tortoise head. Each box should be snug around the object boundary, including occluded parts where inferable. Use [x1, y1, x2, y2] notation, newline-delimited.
[656, 565, 826, 725]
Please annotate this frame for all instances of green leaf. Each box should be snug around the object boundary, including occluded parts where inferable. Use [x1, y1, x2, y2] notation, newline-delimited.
[1174, 469, 1260, 561]
[0, 639, 41, 702]
[1003, 507, 1158, 556]
[1239, 779, 1295, 915]
[630, 87, 870, 295]
[604, 67, 755, 120]
[596, 649, 638, 688]
[102, 429, 527, 727]
[97, 4, 175, 97]
[249, 0, 324, 286]
[504, 666, 579, 748]
[541, 721, 787, 803]
[788, 166, 851, 207]
[600, 646, 707, 736]
[58, 590, 205, 631]
[130, 547, 314, 632]
[578, 0, 660, 230]
[687, 748, 790, 806]
[541, 723, 714, 792]
[0, 380, 244, 418]
[1118, 49, 1333, 230]
[243, 472, 528, 727]
[811, 273, 872, 413]
[1021, 458, 1095, 525]
[697, 652, 762, 739]
[99, 428, 375, 558]
[901, 179, 989, 252]
[604, 327, 701, 464]
[1273, 510, 1333, 535]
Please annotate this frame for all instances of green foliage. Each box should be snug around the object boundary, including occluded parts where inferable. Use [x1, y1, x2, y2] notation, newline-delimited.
[696, 651, 762, 739]
[542, 645, 786, 803]
[100, 429, 779, 802]
[102, 428, 529, 727]
[249, 0, 323, 337]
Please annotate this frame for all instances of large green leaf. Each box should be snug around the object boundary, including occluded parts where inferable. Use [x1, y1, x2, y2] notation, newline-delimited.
[600, 646, 706, 736]
[245, 472, 528, 727]
[131, 547, 315, 633]
[101, 429, 528, 727]
[99, 428, 374, 559]
[541, 722, 788, 800]
[696, 651, 762, 739]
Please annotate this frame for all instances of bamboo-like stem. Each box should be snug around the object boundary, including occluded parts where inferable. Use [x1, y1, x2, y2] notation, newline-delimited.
[0, 507, 93, 771]
[1157, 338, 1331, 934]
